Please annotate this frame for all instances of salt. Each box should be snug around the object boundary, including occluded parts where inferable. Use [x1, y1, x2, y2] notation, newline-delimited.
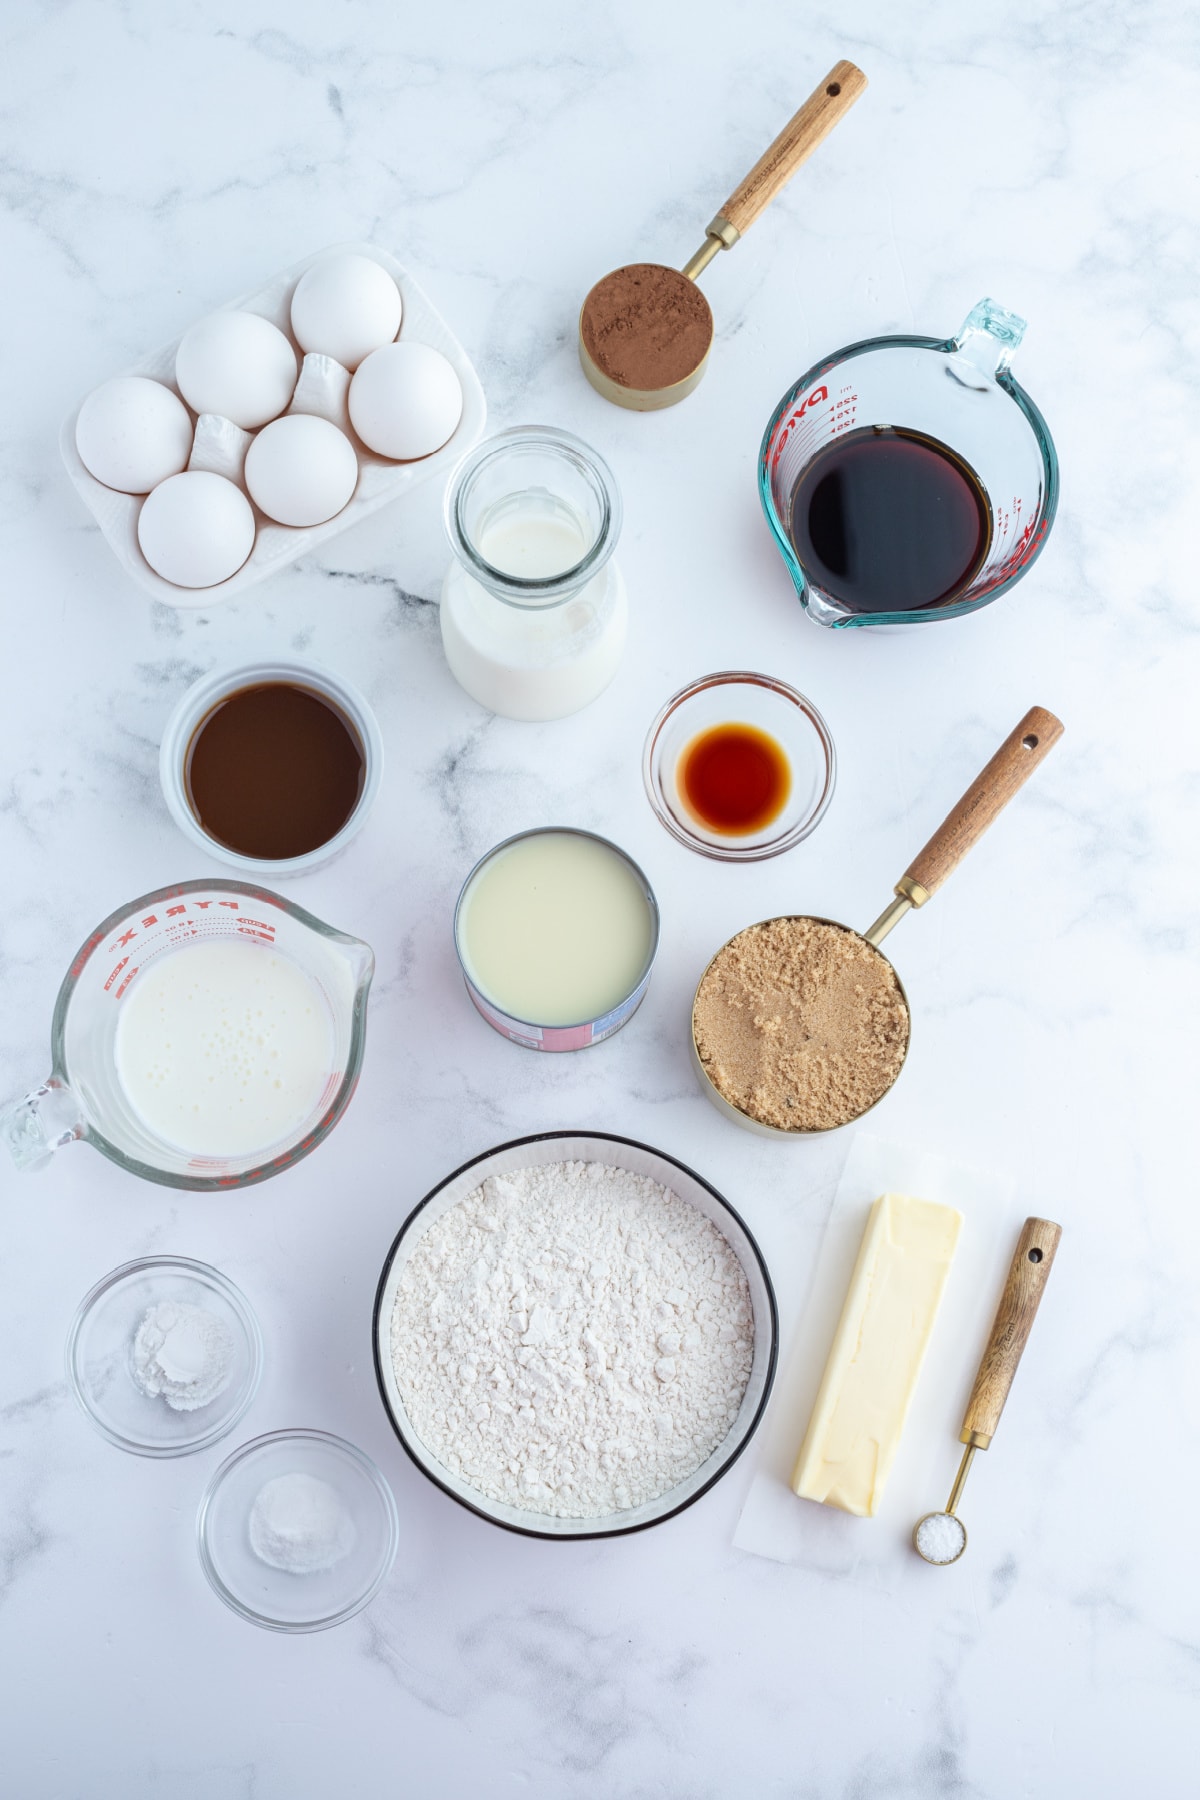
[130, 1301, 235, 1412]
[248, 1473, 356, 1575]
[915, 1511, 967, 1564]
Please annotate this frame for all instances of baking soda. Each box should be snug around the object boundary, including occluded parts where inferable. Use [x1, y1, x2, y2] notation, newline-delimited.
[248, 1472, 356, 1574]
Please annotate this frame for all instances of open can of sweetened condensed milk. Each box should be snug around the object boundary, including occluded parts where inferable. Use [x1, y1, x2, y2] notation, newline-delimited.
[454, 827, 660, 1052]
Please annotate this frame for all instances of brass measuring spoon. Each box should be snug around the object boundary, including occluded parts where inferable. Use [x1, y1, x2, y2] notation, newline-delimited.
[578, 61, 867, 411]
[914, 1216, 1062, 1565]
[691, 706, 1065, 1136]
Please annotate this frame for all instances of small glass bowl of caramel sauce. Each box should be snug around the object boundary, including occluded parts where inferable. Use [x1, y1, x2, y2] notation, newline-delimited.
[642, 671, 835, 862]
[159, 659, 384, 878]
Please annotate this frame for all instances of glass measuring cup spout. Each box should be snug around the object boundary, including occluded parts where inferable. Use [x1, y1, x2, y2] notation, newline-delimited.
[0, 880, 374, 1191]
[759, 297, 1059, 628]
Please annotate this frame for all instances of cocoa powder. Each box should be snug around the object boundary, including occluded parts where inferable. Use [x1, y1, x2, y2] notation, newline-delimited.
[692, 917, 911, 1132]
[580, 263, 712, 391]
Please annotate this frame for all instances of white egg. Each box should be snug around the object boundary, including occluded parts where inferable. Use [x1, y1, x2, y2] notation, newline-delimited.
[348, 342, 463, 461]
[290, 253, 403, 371]
[75, 376, 193, 494]
[137, 471, 256, 588]
[175, 311, 298, 430]
[244, 414, 359, 527]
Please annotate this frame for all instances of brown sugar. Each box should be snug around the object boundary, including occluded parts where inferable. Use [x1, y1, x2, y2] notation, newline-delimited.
[579, 263, 713, 392]
[692, 917, 911, 1132]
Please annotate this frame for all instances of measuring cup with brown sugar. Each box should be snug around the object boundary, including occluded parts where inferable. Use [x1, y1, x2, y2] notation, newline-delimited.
[691, 707, 1063, 1137]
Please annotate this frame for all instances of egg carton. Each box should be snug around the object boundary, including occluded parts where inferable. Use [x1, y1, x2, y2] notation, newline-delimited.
[60, 242, 487, 606]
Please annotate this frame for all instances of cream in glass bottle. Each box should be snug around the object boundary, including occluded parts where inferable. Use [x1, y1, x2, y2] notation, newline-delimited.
[439, 426, 626, 721]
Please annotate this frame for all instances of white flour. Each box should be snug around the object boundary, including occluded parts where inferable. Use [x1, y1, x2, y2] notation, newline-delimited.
[389, 1161, 754, 1518]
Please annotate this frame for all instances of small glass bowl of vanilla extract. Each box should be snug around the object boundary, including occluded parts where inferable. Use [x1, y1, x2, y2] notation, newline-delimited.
[159, 659, 384, 877]
[642, 671, 835, 861]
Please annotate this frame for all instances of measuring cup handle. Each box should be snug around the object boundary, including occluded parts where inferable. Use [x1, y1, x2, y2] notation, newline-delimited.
[899, 706, 1063, 903]
[961, 1217, 1062, 1448]
[0, 1078, 85, 1173]
[711, 62, 867, 242]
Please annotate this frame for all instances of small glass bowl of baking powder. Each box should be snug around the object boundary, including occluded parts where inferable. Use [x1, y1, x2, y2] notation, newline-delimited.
[197, 1429, 399, 1632]
[66, 1256, 263, 1457]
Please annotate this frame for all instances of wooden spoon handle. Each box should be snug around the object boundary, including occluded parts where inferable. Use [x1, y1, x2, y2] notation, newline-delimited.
[715, 62, 868, 239]
[961, 1217, 1062, 1448]
[901, 706, 1063, 901]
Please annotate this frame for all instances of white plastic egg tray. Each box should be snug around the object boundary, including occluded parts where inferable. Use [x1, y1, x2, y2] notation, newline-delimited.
[60, 242, 487, 607]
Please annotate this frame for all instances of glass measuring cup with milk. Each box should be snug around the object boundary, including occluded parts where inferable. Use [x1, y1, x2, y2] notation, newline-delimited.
[440, 426, 626, 720]
[0, 881, 373, 1190]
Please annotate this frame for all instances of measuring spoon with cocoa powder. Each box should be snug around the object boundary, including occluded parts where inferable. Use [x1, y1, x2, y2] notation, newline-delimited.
[578, 61, 867, 411]
[690, 707, 1064, 1137]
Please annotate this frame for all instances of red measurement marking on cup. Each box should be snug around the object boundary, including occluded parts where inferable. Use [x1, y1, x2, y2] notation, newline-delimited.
[770, 384, 829, 475]
[104, 957, 129, 993]
[770, 384, 858, 483]
[106, 897, 245, 954]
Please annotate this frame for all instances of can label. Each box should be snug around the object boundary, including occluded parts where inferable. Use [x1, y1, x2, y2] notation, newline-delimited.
[464, 970, 650, 1053]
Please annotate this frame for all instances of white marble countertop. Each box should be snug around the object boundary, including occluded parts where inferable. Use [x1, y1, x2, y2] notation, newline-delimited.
[2, 3, 1196, 1795]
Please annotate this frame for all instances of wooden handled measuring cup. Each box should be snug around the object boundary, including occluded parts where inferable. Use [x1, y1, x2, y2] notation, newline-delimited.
[579, 61, 867, 410]
[864, 704, 1066, 943]
[691, 706, 1065, 1137]
[914, 1217, 1063, 1564]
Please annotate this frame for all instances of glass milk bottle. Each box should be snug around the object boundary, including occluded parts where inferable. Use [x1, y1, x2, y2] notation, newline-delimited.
[440, 426, 626, 721]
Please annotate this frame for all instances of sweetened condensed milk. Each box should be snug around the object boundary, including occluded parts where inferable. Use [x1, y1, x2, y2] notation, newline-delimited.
[455, 829, 658, 1049]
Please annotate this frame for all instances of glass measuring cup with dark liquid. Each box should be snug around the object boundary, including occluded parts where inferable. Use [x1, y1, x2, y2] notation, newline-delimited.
[759, 299, 1058, 629]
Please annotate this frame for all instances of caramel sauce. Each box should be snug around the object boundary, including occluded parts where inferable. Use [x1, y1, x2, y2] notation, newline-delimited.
[678, 722, 791, 836]
[185, 682, 365, 860]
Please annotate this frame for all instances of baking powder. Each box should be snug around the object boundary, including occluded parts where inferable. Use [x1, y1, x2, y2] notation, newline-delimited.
[389, 1161, 754, 1518]
[130, 1301, 235, 1412]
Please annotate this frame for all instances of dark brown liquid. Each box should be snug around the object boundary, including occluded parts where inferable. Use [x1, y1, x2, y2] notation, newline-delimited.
[679, 722, 791, 836]
[186, 682, 365, 859]
[788, 426, 991, 614]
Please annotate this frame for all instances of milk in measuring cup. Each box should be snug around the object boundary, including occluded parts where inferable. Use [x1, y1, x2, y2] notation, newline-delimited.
[115, 939, 333, 1157]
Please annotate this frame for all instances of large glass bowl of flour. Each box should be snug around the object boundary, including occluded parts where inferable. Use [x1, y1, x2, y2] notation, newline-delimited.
[373, 1131, 778, 1538]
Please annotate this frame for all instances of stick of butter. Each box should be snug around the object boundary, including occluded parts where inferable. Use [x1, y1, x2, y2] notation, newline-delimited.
[791, 1192, 962, 1517]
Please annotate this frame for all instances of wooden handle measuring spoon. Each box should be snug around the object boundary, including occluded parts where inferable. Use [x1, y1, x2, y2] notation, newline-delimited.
[579, 61, 867, 411]
[913, 1217, 1062, 1564]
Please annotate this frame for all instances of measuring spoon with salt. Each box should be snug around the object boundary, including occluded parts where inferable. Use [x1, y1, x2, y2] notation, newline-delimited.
[578, 61, 867, 411]
[914, 1217, 1062, 1565]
